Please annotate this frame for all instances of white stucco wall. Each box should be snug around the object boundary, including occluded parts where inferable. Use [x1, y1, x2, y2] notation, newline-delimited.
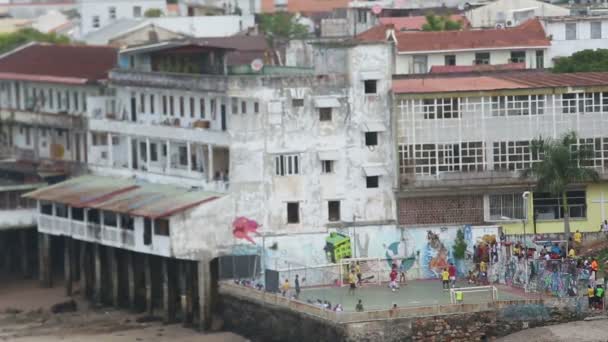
[395, 48, 548, 74]
[544, 18, 608, 61]
[466, 0, 570, 28]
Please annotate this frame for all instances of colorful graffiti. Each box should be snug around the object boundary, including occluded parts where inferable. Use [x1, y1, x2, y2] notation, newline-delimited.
[232, 217, 261, 244]
[324, 232, 352, 263]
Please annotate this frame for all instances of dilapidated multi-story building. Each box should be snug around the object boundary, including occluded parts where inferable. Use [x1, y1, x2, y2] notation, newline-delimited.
[24, 38, 396, 328]
[0, 42, 116, 281]
[393, 70, 608, 235]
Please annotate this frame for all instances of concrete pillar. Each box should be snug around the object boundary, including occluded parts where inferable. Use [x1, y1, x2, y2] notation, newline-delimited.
[80, 241, 89, 298]
[109, 247, 119, 307]
[107, 133, 113, 167]
[146, 137, 151, 171]
[127, 136, 133, 170]
[166, 140, 171, 171]
[182, 260, 193, 326]
[127, 251, 136, 310]
[144, 254, 153, 315]
[186, 142, 192, 173]
[163, 258, 176, 323]
[197, 259, 212, 330]
[38, 233, 52, 288]
[94, 243, 102, 305]
[64, 237, 73, 296]
[207, 145, 214, 182]
[20, 230, 30, 278]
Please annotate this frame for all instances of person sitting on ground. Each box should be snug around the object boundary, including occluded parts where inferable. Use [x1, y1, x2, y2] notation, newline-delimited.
[334, 304, 343, 312]
[568, 247, 576, 258]
[355, 299, 364, 312]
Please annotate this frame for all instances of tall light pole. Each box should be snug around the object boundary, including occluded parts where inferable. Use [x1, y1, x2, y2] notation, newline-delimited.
[522, 191, 531, 288]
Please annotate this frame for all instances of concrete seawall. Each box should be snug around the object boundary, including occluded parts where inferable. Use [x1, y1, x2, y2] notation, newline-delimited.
[218, 284, 592, 342]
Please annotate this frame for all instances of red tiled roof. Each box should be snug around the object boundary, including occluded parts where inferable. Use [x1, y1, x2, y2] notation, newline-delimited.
[392, 71, 608, 94]
[356, 24, 393, 42]
[287, 0, 349, 13]
[0, 43, 117, 85]
[379, 15, 469, 31]
[359, 18, 550, 53]
[429, 63, 526, 74]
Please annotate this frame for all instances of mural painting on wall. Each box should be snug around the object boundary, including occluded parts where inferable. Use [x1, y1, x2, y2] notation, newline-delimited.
[232, 217, 261, 244]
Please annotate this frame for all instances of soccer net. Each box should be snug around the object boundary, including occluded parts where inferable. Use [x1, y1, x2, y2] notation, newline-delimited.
[277, 263, 342, 288]
[449, 286, 498, 304]
[339, 257, 385, 286]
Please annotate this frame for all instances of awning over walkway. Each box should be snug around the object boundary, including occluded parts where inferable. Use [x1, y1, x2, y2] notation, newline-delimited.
[24, 175, 221, 218]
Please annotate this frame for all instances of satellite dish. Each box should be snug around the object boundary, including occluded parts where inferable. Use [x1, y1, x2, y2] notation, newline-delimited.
[372, 4, 382, 15]
[251, 59, 264, 72]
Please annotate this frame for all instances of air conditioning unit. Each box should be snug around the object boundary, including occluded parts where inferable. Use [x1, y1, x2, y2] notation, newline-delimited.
[495, 23, 505, 29]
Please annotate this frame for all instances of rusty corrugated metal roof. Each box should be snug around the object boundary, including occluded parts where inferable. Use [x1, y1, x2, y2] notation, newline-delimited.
[24, 175, 221, 218]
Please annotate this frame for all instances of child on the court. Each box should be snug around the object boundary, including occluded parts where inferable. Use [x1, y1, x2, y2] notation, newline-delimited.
[389, 265, 399, 292]
[441, 268, 450, 289]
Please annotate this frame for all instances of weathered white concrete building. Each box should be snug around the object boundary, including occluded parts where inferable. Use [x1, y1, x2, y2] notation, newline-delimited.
[26, 38, 396, 328]
[0, 42, 116, 281]
[78, 0, 166, 37]
[542, 15, 608, 62]
[465, 0, 570, 28]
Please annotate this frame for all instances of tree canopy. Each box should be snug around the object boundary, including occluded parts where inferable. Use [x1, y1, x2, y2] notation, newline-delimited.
[0, 28, 70, 54]
[522, 132, 599, 235]
[552, 49, 608, 73]
[421, 14, 463, 31]
[258, 13, 309, 65]
[144, 8, 163, 18]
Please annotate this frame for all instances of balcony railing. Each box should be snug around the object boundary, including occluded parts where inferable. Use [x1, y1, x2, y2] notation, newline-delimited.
[39, 214, 135, 249]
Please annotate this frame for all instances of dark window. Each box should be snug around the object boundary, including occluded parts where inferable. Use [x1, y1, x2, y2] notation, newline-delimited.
[40, 202, 53, 215]
[328, 201, 340, 222]
[162, 95, 167, 115]
[88, 209, 100, 224]
[287, 202, 299, 223]
[445, 55, 456, 66]
[364, 80, 377, 94]
[140, 141, 147, 161]
[71, 207, 84, 221]
[162, 143, 167, 156]
[65, 91, 70, 110]
[103, 211, 117, 227]
[536, 50, 544, 69]
[144, 218, 152, 245]
[321, 160, 333, 174]
[120, 214, 134, 230]
[150, 94, 155, 114]
[319, 107, 332, 121]
[74, 92, 79, 111]
[169, 96, 174, 116]
[179, 96, 184, 117]
[179, 146, 187, 165]
[154, 219, 170, 236]
[140, 93, 145, 113]
[365, 132, 378, 146]
[200, 98, 205, 118]
[366, 176, 379, 188]
[241, 101, 247, 114]
[533, 191, 586, 220]
[510, 51, 526, 63]
[190, 97, 195, 117]
[292, 98, 304, 107]
[254, 102, 259, 113]
[55, 203, 68, 218]
[232, 98, 238, 114]
[475, 52, 490, 65]
[150, 143, 158, 161]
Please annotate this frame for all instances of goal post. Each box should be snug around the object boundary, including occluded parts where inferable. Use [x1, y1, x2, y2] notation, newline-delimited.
[339, 257, 384, 286]
[450, 286, 498, 304]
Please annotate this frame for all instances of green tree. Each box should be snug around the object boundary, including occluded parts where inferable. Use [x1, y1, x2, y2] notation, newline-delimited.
[522, 132, 599, 236]
[0, 28, 69, 54]
[259, 12, 309, 65]
[453, 228, 467, 259]
[144, 8, 163, 18]
[552, 49, 608, 73]
[421, 14, 463, 31]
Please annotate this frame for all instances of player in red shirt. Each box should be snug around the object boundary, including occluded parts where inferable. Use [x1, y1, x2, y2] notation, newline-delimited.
[389, 264, 399, 292]
[448, 262, 457, 288]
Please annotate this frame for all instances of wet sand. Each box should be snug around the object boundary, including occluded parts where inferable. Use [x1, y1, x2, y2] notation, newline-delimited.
[0, 276, 247, 342]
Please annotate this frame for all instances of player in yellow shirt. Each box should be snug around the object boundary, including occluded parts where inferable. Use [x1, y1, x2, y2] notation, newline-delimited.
[441, 268, 450, 289]
[568, 248, 576, 258]
[281, 279, 290, 297]
[348, 270, 357, 295]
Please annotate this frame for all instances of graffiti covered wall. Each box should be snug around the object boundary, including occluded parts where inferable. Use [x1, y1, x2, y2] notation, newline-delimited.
[224, 224, 499, 283]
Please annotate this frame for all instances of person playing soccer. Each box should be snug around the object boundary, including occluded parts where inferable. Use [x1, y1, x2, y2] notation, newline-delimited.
[348, 270, 357, 295]
[389, 265, 399, 292]
[441, 268, 450, 290]
[355, 262, 362, 285]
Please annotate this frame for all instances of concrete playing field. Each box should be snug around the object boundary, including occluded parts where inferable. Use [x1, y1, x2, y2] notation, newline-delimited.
[299, 280, 530, 312]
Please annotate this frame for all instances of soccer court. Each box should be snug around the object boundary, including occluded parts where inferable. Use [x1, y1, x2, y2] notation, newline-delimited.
[298, 280, 529, 312]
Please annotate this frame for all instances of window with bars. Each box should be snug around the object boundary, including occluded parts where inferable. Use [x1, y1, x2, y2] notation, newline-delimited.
[534, 191, 586, 220]
[422, 98, 459, 119]
[275, 154, 300, 176]
[591, 21, 602, 39]
[575, 137, 608, 169]
[562, 92, 608, 114]
[490, 95, 544, 116]
[493, 140, 542, 171]
[398, 142, 484, 175]
[489, 193, 525, 220]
